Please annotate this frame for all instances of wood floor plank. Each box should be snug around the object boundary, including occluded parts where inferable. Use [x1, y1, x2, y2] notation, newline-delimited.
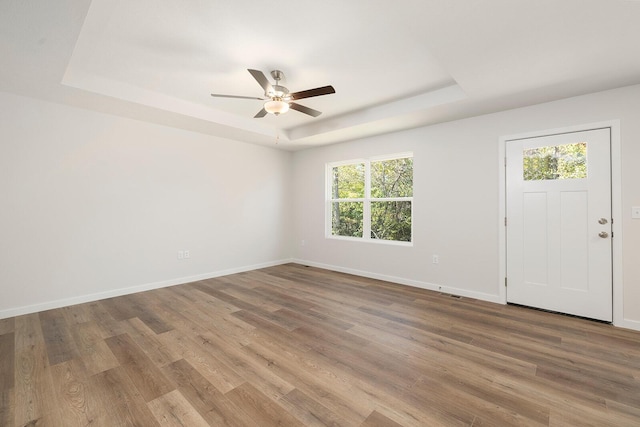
[0, 388, 13, 427]
[14, 313, 64, 426]
[85, 300, 128, 339]
[288, 322, 420, 391]
[349, 320, 514, 374]
[206, 288, 303, 331]
[49, 358, 99, 427]
[161, 358, 255, 427]
[101, 293, 173, 334]
[360, 410, 405, 427]
[224, 382, 305, 427]
[230, 308, 295, 335]
[39, 309, 79, 366]
[560, 335, 640, 371]
[279, 387, 349, 427]
[61, 304, 94, 325]
[278, 305, 355, 331]
[191, 292, 243, 316]
[470, 325, 639, 394]
[97, 296, 135, 322]
[239, 338, 372, 425]
[247, 284, 319, 312]
[177, 299, 256, 347]
[69, 320, 119, 376]
[490, 367, 611, 419]
[105, 333, 175, 402]
[0, 332, 15, 390]
[416, 366, 550, 426]
[536, 363, 640, 408]
[126, 292, 174, 334]
[0, 332, 14, 427]
[155, 306, 256, 394]
[179, 327, 297, 401]
[212, 286, 288, 313]
[157, 329, 245, 394]
[121, 317, 182, 367]
[0, 317, 15, 335]
[5, 263, 640, 426]
[192, 284, 262, 312]
[90, 366, 161, 426]
[148, 389, 210, 426]
[238, 335, 368, 422]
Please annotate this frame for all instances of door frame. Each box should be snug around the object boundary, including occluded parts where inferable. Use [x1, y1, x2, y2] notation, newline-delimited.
[498, 120, 623, 326]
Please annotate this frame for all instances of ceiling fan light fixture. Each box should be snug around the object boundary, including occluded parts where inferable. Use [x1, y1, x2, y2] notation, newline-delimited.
[264, 99, 290, 115]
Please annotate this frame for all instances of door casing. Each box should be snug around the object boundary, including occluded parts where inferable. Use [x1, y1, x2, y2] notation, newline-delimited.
[498, 121, 624, 327]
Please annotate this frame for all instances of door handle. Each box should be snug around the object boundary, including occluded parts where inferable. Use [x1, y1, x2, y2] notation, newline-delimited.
[598, 231, 609, 238]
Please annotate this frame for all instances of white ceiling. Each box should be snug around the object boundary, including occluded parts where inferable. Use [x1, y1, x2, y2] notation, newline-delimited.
[2, 0, 640, 150]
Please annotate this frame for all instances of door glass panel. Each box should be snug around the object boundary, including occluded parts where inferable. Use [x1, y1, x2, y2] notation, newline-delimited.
[523, 142, 587, 180]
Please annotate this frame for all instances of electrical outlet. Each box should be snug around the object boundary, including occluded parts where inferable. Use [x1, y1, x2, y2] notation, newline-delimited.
[184, 250, 190, 259]
[432, 254, 439, 264]
[633, 206, 640, 219]
[177, 250, 184, 260]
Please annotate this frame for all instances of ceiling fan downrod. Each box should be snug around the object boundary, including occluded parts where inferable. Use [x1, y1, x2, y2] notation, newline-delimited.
[269, 70, 289, 99]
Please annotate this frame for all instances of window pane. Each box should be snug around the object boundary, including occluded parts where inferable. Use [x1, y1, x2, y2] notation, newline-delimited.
[371, 201, 411, 242]
[332, 163, 365, 198]
[371, 157, 413, 198]
[523, 142, 587, 181]
[331, 202, 363, 237]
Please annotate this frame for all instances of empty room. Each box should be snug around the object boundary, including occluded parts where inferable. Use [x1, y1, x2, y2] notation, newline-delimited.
[2, 0, 640, 426]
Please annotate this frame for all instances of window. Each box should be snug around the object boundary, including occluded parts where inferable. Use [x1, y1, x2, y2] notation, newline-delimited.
[523, 142, 587, 181]
[327, 154, 413, 243]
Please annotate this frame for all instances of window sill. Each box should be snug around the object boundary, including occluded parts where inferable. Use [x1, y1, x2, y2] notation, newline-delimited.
[326, 235, 413, 247]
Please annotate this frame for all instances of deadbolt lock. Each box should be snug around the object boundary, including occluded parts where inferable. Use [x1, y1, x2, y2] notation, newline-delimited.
[598, 218, 608, 225]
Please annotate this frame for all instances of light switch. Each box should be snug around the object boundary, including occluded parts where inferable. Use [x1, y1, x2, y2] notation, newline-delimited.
[633, 206, 640, 219]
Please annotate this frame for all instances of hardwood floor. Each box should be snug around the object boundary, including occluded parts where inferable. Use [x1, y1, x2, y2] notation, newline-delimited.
[2, 263, 640, 426]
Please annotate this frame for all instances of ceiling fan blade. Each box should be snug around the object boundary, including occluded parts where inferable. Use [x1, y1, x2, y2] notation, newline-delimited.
[254, 108, 268, 118]
[210, 94, 263, 100]
[248, 69, 273, 94]
[289, 102, 322, 117]
[290, 85, 335, 100]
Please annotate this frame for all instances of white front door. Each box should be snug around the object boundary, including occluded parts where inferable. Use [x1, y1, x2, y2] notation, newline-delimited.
[506, 128, 612, 321]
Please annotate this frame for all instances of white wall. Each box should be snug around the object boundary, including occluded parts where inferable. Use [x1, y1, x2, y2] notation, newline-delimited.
[292, 84, 640, 329]
[0, 92, 292, 318]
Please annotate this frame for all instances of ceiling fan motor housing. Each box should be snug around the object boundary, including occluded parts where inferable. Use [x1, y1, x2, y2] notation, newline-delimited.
[268, 71, 289, 98]
[270, 85, 289, 99]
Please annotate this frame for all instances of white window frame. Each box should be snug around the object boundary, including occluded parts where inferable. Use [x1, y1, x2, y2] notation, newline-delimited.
[326, 152, 413, 246]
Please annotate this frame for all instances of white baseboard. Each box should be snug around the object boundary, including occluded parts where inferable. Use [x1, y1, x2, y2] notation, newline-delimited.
[616, 317, 640, 332]
[293, 258, 503, 304]
[0, 258, 294, 320]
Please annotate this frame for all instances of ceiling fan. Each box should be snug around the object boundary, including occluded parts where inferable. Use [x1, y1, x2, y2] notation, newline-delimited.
[211, 69, 335, 118]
